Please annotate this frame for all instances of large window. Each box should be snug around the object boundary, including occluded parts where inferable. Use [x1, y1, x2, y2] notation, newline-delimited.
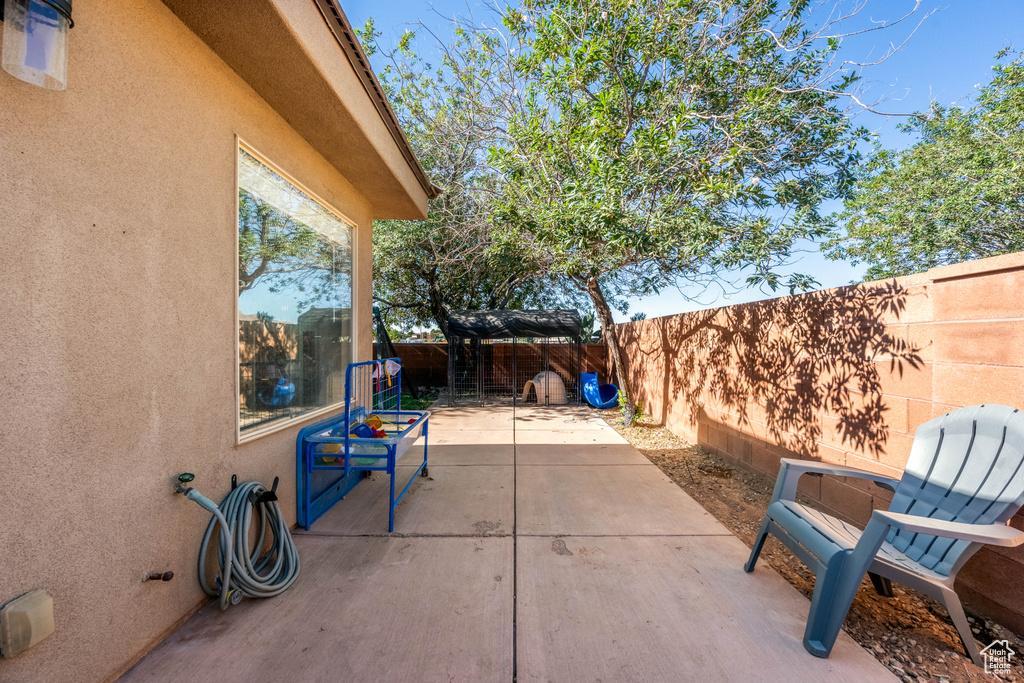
[237, 147, 354, 436]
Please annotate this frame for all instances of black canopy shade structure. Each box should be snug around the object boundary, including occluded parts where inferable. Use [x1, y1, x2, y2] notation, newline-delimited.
[447, 309, 583, 340]
[446, 310, 584, 407]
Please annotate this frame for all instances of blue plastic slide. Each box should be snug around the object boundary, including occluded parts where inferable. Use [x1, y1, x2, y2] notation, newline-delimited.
[581, 372, 619, 409]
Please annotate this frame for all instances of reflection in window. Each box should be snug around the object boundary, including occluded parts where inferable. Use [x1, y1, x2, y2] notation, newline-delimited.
[237, 148, 353, 434]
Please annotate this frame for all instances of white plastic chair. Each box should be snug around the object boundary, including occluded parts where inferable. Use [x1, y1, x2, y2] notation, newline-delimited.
[745, 404, 1024, 666]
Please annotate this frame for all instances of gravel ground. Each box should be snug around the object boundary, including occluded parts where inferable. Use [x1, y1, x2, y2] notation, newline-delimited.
[597, 408, 1024, 683]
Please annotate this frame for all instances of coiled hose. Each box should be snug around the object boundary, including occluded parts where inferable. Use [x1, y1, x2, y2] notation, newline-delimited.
[192, 480, 300, 610]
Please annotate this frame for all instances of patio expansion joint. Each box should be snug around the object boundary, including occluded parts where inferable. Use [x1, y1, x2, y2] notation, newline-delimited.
[515, 533, 735, 538]
[294, 531, 513, 539]
[514, 462, 656, 466]
[407, 463, 514, 467]
[512, 404, 519, 683]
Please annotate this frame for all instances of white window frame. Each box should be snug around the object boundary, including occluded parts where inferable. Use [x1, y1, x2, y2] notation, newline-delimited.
[235, 139, 359, 444]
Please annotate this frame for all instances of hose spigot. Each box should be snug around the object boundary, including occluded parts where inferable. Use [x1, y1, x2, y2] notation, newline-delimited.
[174, 472, 195, 494]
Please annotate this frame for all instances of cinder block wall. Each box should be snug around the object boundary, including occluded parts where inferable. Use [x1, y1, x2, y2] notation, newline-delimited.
[609, 252, 1024, 633]
[585, 343, 610, 375]
[377, 343, 450, 387]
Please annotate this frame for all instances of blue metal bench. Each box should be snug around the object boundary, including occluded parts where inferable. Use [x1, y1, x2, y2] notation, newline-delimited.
[296, 358, 430, 532]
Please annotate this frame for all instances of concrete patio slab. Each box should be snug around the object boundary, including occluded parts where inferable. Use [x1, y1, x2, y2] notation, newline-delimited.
[299, 466, 513, 537]
[423, 406, 514, 430]
[513, 415, 610, 430]
[427, 429, 515, 445]
[516, 465, 726, 536]
[516, 535, 893, 683]
[513, 405, 593, 415]
[123, 402, 897, 683]
[423, 443, 515, 466]
[513, 407, 594, 423]
[514, 428, 629, 445]
[516, 443, 653, 466]
[123, 536, 513, 683]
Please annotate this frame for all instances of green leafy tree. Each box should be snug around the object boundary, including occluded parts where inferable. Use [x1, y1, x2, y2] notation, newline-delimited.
[488, 0, 918, 400]
[826, 50, 1024, 279]
[359, 21, 575, 336]
[580, 311, 601, 342]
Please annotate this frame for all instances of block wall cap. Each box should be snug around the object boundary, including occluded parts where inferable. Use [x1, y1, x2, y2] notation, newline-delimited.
[929, 252, 1024, 283]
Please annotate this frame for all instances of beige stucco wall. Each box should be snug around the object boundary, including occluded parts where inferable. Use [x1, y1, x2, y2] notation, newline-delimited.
[0, 1, 385, 681]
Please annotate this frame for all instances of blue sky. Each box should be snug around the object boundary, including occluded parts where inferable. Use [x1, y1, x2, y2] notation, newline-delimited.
[342, 0, 1024, 322]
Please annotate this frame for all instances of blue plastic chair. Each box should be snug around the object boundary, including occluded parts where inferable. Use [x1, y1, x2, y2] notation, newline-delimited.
[258, 376, 295, 407]
[581, 372, 618, 409]
[745, 404, 1024, 666]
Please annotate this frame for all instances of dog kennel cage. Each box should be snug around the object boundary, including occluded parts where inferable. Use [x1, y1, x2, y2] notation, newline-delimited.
[446, 310, 583, 407]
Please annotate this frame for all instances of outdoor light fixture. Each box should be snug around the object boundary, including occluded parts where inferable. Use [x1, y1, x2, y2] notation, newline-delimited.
[0, 0, 73, 90]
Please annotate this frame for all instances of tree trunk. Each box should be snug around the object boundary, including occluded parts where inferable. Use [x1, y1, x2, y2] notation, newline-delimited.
[432, 306, 450, 339]
[421, 269, 450, 338]
[585, 277, 632, 405]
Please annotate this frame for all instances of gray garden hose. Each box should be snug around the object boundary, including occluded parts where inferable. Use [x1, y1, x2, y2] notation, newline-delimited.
[185, 480, 300, 610]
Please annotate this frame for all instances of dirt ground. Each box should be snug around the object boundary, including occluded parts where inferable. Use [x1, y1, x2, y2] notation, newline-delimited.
[597, 408, 1024, 683]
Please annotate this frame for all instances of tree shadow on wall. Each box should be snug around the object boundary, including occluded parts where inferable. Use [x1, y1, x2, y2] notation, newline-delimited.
[618, 280, 925, 458]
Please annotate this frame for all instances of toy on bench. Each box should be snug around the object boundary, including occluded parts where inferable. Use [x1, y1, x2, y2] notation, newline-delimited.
[296, 358, 429, 532]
